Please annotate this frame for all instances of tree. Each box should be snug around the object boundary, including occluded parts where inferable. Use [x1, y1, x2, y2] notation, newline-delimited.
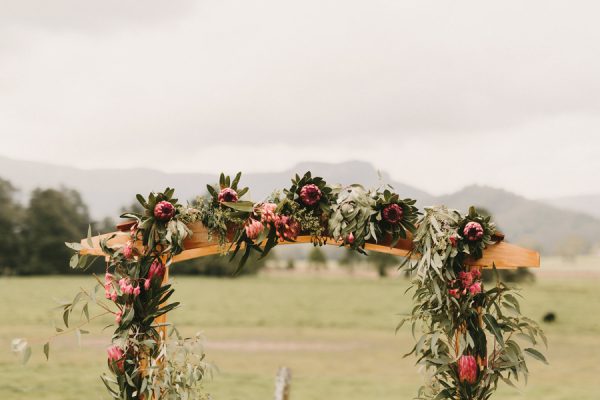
[0, 178, 24, 274]
[368, 252, 400, 277]
[308, 246, 327, 270]
[21, 187, 91, 274]
[339, 248, 362, 274]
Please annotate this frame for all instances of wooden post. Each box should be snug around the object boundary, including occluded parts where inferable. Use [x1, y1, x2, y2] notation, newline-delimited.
[154, 255, 170, 343]
[273, 367, 292, 400]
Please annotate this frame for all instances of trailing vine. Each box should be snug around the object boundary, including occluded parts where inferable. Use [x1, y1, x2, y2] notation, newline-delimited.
[400, 206, 547, 400]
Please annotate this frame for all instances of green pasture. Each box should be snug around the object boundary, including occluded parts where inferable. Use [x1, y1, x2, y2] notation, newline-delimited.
[1, 262, 599, 399]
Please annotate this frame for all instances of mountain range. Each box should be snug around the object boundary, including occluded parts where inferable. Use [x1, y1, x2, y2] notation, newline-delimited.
[1, 155, 598, 255]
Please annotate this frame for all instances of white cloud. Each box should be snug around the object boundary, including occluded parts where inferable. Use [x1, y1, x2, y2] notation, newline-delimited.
[0, 0, 599, 198]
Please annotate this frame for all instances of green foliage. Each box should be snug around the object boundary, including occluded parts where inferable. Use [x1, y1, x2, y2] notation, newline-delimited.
[328, 185, 377, 252]
[308, 246, 327, 269]
[401, 206, 547, 400]
[22, 187, 90, 274]
[368, 252, 400, 277]
[0, 178, 23, 273]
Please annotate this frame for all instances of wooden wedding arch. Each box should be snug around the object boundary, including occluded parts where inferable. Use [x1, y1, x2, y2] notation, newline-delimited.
[80, 221, 540, 269]
[78, 209, 540, 398]
[79, 219, 540, 330]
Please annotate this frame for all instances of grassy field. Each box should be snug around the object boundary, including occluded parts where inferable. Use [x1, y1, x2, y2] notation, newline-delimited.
[1, 261, 599, 399]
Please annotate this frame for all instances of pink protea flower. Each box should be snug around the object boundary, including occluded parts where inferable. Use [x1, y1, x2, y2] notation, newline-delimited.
[469, 282, 482, 295]
[133, 286, 141, 297]
[347, 232, 355, 244]
[259, 203, 277, 224]
[118, 278, 131, 294]
[470, 268, 482, 280]
[463, 221, 484, 241]
[458, 355, 478, 384]
[448, 288, 460, 299]
[299, 184, 322, 206]
[274, 215, 301, 241]
[144, 279, 151, 291]
[459, 271, 474, 288]
[147, 259, 166, 283]
[107, 345, 125, 372]
[104, 284, 112, 299]
[115, 310, 123, 324]
[154, 201, 175, 221]
[218, 188, 238, 203]
[382, 203, 403, 224]
[122, 241, 134, 259]
[245, 219, 264, 240]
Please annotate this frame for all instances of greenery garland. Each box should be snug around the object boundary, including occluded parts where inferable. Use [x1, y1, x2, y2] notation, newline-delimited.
[12, 171, 545, 400]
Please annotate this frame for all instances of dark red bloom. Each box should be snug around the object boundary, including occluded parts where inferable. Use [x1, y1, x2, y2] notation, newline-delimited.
[382, 203, 403, 224]
[153, 201, 175, 221]
[463, 221, 484, 241]
[218, 188, 238, 203]
[299, 184, 322, 206]
[449, 235, 458, 247]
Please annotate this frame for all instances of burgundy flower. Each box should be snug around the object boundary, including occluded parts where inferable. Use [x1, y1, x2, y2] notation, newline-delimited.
[449, 234, 459, 247]
[218, 188, 238, 203]
[299, 184, 322, 206]
[274, 215, 301, 241]
[153, 201, 175, 221]
[463, 221, 484, 241]
[458, 355, 478, 384]
[382, 203, 403, 224]
[449, 288, 460, 299]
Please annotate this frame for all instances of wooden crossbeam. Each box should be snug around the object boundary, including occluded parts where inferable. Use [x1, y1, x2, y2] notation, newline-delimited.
[79, 222, 540, 269]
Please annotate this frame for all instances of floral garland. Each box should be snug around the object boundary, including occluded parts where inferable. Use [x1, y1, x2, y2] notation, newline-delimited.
[13, 171, 544, 400]
[400, 206, 547, 400]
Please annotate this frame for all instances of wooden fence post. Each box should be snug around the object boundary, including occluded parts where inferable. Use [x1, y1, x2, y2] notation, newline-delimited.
[273, 367, 292, 400]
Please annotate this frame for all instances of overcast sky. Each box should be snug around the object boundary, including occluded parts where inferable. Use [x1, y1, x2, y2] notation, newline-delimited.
[1, 0, 599, 198]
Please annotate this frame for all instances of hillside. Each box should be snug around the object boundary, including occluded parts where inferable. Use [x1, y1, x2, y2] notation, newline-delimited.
[439, 185, 600, 255]
[0, 156, 433, 218]
[541, 194, 600, 219]
[1, 155, 598, 255]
